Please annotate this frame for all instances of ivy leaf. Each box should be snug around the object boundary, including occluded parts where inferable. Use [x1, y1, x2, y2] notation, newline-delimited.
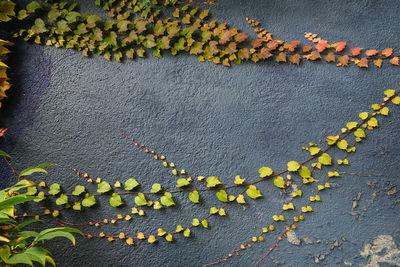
[150, 183, 162, 193]
[82, 193, 96, 207]
[206, 176, 222, 188]
[259, 47, 272, 59]
[160, 192, 175, 207]
[365, 49, 379, 57]
[234, 175, 245, 185]
[390, 57, 399, 66]
[236, 194, 246, 204]
[298, 166, 311, 178]
[258, 167, 274, 178]
[384, 89, 396, 97]
[337, 55, 349, 67]
[56, 194, 68, 206]
[216, 190, 228, 202]
[337, 140, 348, 150]
[331, 41, 346, 52]
[134, 193, 147, 206]
[188, 191, 199, 203]
[199, 9, 209, 20]
[287, 161, 301, 172]
[273, 176, 286, 189]
[374, 59, 383, 68]
[309, 147, 320, 155]
[289, 54, 301, 65]
[350, 47, 363, 57]
[302, 45, 313, 53]
[275, 52, 287, 62]
[72, 185, 85, 196]
[125, 178, 140, 190]
[73, 202, 81, 211]
[324, 52, 335, 63]
[246, 185, 262, 199]
[303, 51, 321, 60]
[183, 228, 190, 237]
[318, 153, 332, 165]
[26, 1, 41, 12]
[110, 193, 123, 207]
[48, 184, 61, 195]
[315, 40, 329, 52]
[97, 181, 112, 193]
[354, 128, 366, 138]
[86, 15, 102, 28]
[382, 48, 393, 58]
[201, 219, 208, 228]
[234, 32, 248, 43]
[176, 178, 190, 188]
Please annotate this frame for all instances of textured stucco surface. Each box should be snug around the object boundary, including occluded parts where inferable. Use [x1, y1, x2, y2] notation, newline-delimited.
[0, 0, 400, 266]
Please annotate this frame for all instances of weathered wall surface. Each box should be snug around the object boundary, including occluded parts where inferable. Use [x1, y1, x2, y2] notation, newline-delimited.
[0, 0, 399, 266]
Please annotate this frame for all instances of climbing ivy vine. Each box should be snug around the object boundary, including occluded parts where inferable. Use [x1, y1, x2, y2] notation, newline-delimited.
[1, 0, 400, 266]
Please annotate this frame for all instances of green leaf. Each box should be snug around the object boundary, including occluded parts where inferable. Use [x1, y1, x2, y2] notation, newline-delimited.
[258, 167, 274, 178]
[48, 184, 61, 195]
[298, 166, 311, 178]
[234, 175, 245, 185]
[82, 193, 96, 207]
[246, 185, 262, 199]
[0, 245, 11, 262]
[176, 178, 190, 188]
[109, 193, 123, 207]
[150, 183, 162, 193]
[337, 139, 348, 150]
[206, 176, 222, 188]
[287, 161, 301, 172]
[160, 192, 175, 207]
[125, 178, 140, 190]
[19, 167, 47, 178]
[72, 185, 85, 196]
[5, 253, 33, 266]
[0, 1, 15, 22]
[134, 193, 147, 206]
[0, 149, 11, 158]
[273, 176, 286, 189]
[188, 190, 199, 203]
[26, 1, 42, 12]
[0, 195, 37, 211]
[216, 190, 228, 202]
[309, 147, 320, 155]
[34, 227, 82, 245]
[97, 181, 112, 193]
[55, 194, 68, 206]
[318, 153, 332, 165]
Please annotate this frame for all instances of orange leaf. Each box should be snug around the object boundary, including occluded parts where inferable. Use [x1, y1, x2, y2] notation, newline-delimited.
[219, 30, 231, 45]
[324, 52, 335, 63]
[390, 56, 399, 66]
[267, 40, 282, 50]
[381, 48, 393, 58]
[315, 40, 329, 52]
[350, 47, 362, 57]
[289, 54, 301, 65]
[373, 58, 382, 68]
[302, 45, 313, 53]
[234, 32, 248, 43]
[337, 55, 349, 67]
[284, 40, 300, 52]
[275, 52, 287, 62]
[259, 47, 272, 59]
[331, 41, 347, 52]
[251, 38, 263, 49]
[365, 49, 379, 57]
[303, 51, 321, 61]
[355, 57, 368, 68]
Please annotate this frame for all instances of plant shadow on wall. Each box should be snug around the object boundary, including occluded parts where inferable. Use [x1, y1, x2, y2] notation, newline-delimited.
[1, 0, 400, 266]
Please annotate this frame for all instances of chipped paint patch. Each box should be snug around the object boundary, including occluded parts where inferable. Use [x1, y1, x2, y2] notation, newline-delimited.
[287, 230, 300, 246]
[360, 235, 400, 266]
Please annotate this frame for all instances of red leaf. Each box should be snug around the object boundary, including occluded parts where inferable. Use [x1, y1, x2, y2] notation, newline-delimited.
[350, 47, 363, 57]
[315, 40, 329, 53]
[337, 55, 349, 67]
[284, 40, 300, 52]
[331, 41, 347, 52]
[234, 32, 248, 43]
[390, 56, 399, 66]
[365, 49, 379, 57]
[251, 38, 263, 49]
[303, 51, 321, 61]
[225, 42, 237, 54]
[382, 48, 393, 58]
[373, 58, 382, 68]
[289, 54, 301, 65]
[219, 30, 231, 45]
[302, 45, 313, 53]
[267, 40, 282, 50]
[275, 52, 287, 62]
[259, 47, 272, 59]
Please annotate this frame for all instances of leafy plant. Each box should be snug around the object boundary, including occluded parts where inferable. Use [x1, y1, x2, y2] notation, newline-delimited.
[0, 161, 82, 266]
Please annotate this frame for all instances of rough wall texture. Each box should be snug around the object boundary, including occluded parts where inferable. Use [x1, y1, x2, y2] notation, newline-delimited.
[0, 0, 400, 266]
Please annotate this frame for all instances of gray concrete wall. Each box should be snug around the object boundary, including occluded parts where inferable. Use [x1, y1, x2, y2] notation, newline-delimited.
[0, 0, 399, 266]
